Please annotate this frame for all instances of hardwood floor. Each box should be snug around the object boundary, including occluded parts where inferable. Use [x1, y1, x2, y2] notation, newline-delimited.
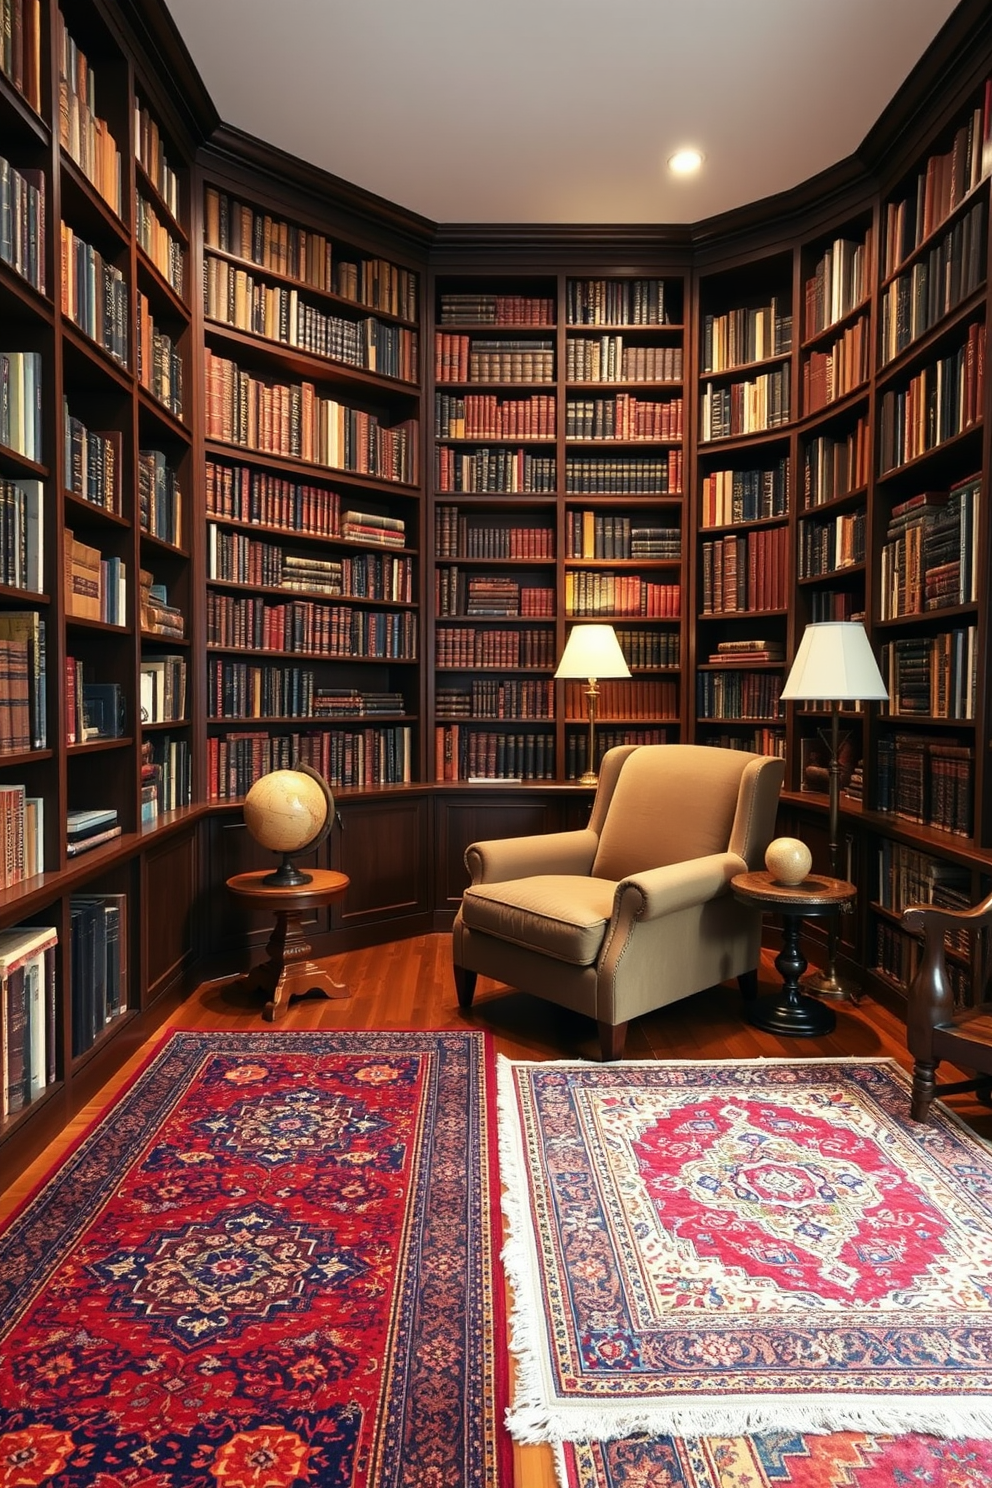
[3, 932, 990, 1488]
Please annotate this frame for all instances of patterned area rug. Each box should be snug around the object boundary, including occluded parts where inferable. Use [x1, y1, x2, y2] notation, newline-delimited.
[0, 1029, 507, 1486]
[498, 1057, 992, 1446]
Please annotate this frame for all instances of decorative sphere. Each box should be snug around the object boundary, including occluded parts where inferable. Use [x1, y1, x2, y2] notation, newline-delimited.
[243, 769, 328, 855]
[765, 836, 812, 887]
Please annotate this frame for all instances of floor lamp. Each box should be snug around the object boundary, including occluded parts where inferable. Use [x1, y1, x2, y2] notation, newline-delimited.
[555, 624, 631, 787]
[780, 621, 888, 998]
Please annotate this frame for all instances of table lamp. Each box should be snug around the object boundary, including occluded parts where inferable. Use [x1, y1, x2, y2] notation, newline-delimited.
[781, 621, 888, 997]
[555, 623, 631, 786]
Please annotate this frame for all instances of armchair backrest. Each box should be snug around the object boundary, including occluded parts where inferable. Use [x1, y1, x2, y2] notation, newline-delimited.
[590, 745, 784, 881]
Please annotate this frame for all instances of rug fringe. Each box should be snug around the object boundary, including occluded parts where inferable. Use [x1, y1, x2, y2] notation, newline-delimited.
[505, 1396, 992, 1445]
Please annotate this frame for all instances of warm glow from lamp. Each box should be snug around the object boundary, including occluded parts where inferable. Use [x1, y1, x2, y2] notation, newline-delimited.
[668, 148, 704, 175]
[781, 622, 888, 998]
[555, 624, 631, 787]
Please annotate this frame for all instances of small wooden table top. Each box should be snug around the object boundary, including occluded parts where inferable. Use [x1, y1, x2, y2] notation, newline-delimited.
[731, 870, 856, 914]
[226, 868, 350, 914]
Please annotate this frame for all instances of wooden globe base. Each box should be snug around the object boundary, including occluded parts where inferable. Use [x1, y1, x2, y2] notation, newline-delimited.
[226, 869, 350, 1021]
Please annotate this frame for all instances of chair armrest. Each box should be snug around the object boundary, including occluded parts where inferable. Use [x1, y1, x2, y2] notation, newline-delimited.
[614, 852, 748, 921]
[902, 887, 992, 937]
[465, 829, 599, 885]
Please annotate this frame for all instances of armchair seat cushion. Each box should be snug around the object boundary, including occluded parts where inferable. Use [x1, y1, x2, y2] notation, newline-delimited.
[461, 874, 616, 966]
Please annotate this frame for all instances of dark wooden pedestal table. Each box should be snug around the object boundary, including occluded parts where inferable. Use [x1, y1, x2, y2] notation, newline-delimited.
[731, 870, 857, 1037]
[226, 869, 351, 1022]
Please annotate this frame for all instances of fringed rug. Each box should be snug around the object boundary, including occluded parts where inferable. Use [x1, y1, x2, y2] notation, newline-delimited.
[0, 1029, 508, 1486]
[498, 1056, 992, 1447]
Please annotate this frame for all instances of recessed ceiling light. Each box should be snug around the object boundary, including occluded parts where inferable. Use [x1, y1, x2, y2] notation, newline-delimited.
[668, 149, 704, 176]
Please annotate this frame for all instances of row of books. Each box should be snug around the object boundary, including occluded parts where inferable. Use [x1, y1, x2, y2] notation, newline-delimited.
[564, 338, 682, 385]
[700, 526, 789, 614]
[878, 478, 979, 618]
[207, 524, 414, 600]
[0, 155, 45, 293]
[143, 735, 191, 815]
[434, 392, 555, 440]
[435, 571, 554, 618]
[0, 785, 43, 888]
[798, 508, 867, 578]
[0, 0, 42, 114]
[435, 446, 556, 494]
[701, 299, 792, 374]
[203, 350, 418, 484]
[70, 894, 127, 1057]
[0, 350, 42, 461]
[435, 725, 554, 782]
[879, 199, 985, 365]
[136, 191, 185, 297]
[439, 293, 554, 326]
[565, 513, 680, 561]
[700, 368, 791, 440]
[698, 727, 786, 758]
[564, 572, 681, 618]
[0, 610, 45, 749]
[138, 449, 183, 546]
[204, 186, 418, 321]
[882, 83, 992, 276]
[804, 231, 873, 338]
[567, 728, 672, 778]
[565, 279, 671, 327]
[880, 626, 976, 721]
[434, 508, 554, 561]
[802, 419, 870, 508]
[435, 626, 556, 670]
[65, 664, 125, 742]
[205, 459, 344, 538]
[57, 15, 122, 215]
[802, 313, 870, 413]
[810, 591, 864, 622]
[878, 733, 973, 836]
[565, 451, 682, 495]
[877, 323, 985, 474]
[139, 653, 187, 724]
[136, 293, 183, 418]
[209, 661, 317, 719]
[60, 223, 128, 366]
[436, 679, 554, 721]
[614, 627, 680, 670]
[64, 404, 121, 512]
[700, 459, 790, 528]
[563, 678, 677, 721]
[1, 924, 56, 1118]
[63, 531, 126, 624]
[434, 334, 555, 385]
[0, 476, 43, 592]
[696, 671, 784, 722]
[135, 96, 180, 222]
[564, 395, 683, 442]
[204, 255, 418, 381]
[206, 593, 418, 659]
[207, 726, 412, 798]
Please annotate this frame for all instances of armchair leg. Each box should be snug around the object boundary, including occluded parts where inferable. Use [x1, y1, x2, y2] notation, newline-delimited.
[454, 965, 477, 1009]
[911, 1059, 937, 1123]
[598, 1020, 628, 1062]
[738, 968, 759, 1002]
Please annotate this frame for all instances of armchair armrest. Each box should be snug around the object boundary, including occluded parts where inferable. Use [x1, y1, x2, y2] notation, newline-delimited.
[465, 828, 599, 886]
[614, 852, 748, 921]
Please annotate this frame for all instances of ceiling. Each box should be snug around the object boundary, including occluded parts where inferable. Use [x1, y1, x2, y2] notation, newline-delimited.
[163, 0, 961, 227]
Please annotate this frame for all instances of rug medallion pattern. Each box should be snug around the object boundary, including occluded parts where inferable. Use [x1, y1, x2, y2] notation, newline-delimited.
[499, 1057, 992, 1444]
[0, 1029, 505, 1486]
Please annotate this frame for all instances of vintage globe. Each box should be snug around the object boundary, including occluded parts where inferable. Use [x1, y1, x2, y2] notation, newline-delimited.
[244, 768, 329, 855]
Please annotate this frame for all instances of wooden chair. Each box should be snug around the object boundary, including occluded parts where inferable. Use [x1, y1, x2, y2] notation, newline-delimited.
[901, 890, 992, 1122]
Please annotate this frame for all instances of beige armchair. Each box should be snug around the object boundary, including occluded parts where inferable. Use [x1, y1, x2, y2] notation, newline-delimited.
[452, 743, 785, 1059]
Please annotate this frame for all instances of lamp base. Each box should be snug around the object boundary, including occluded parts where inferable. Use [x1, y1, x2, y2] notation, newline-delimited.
[577, 769, 598, 787]
[802, 967, 850, 1001]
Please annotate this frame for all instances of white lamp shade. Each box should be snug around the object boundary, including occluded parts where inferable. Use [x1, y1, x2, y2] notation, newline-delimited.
[781, 621, 888, 703]
[555, 624, 631, 679]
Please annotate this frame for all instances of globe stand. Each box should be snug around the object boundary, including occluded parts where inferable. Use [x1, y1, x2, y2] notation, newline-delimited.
[263, 853, 313, 889]
[225, 869, 351, 1020]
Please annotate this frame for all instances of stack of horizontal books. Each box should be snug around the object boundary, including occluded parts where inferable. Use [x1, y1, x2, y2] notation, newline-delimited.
[66, 808, 121, 857]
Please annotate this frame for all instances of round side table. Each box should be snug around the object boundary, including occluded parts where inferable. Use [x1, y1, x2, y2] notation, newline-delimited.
[731, 870, 857, 1037]
[226, 868, 350, 1022]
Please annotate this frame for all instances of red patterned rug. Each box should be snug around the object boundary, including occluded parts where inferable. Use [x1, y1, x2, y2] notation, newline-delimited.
[498, 1057, 992, 1450]
[0, 1029, 508, 1486]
